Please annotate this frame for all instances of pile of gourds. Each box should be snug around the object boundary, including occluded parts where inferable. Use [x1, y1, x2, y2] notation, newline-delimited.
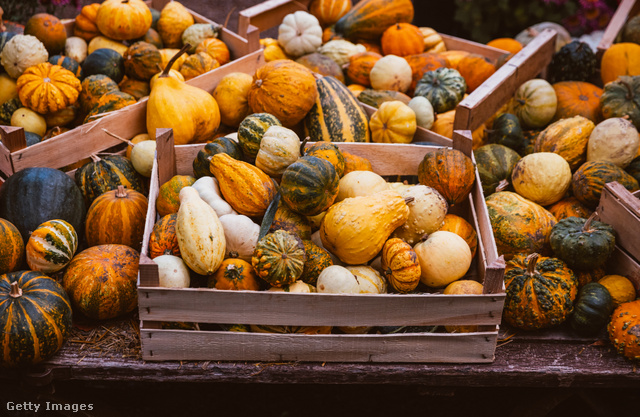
[471, 36, 640, 361]
[0, 0, 230, 147]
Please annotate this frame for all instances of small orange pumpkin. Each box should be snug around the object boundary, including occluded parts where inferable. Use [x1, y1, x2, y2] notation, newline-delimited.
[16, 63, 81, 114]
[418, 148, 475, 205]
[156, 175, 196, 217]
[608, 300, 640, 361]
[381, 23, 424, 57]
[148, 214, 180, 259]
[0, 219, 24, 275]
[195, 38, 231, 66]
[179, 52, 220, 80]
[552, 81, 602, 123]
[24, 13, 67, 55]
[547, 196, 593, 221]
[74, 3, 101, 41]
[456, 53, 496, 93]
[209, 257, 260, 291]
[345, 51, 381, 86]
[601, 43, 640, 85]
[381, 238, 421, 293]
[309, 0, 352, 27]
[342, 151, 373, 175]
[95, 0, 152, 41]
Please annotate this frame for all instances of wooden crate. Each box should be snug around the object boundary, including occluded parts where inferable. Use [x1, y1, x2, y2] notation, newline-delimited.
[0, 0, 261, 178]
[596, 0, 640, 60]
[136, 129, 506, 363]
[596, 181, 640, 291]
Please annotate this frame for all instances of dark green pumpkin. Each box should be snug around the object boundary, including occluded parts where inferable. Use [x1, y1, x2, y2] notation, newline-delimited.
[569, 282, 614, 336]
[600, 75, 640, 130]
[414, 67, 466, 113]
[192, 136, 243, 178]
[237, 113, 282, 160]
[0, 97, 22, 125]
[0, 270, 72, 367]
[304, 141, 346, 177]
[82, 48, 125, 83]
[474, 143, 521, 195]
[83, 90, 137, 123]
[304, 76, 370, 143]
[299, 239, 333, 286]
[75, 154, 146, 206]
[625, 156, 640, 184]
[280, 155, 340, 217]
[549, 212, 616, 271]
[79, 74, 120, 115]
[123, 41, 162, 81]
[571, 160, 640, 209]
[0, 167, 86, 242]
[49, 55, 82, 77]
[488, 113, 525, 154]
[356, 88, 411, 108]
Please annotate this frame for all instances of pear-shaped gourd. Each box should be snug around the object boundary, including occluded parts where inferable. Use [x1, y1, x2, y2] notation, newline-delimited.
[320, 190, 411, 265]
[176, 186, 226, 275]
[147, 44, 220, 145]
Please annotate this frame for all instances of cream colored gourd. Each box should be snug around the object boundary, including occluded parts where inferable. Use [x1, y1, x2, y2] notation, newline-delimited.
[346, 266, 387, 294]
[336, 171, 389, 202]
[147, 46, 220, 145]
[278, 11, 323, 58]
[317, 39, 366, 66]
[388, 182, 412, 194]
[154, 254, 190, 288]
[268, 280, 316, 293]
[512, 152, 571, 206]
[11, 108, 47, 136]
[414, 230, 472, 288]
[316, 265, 359, 293]
[408, 96, 434, 129]
[130, 140, 156, 177]
[320, 190, 410, 265]
[255, 125, 301, 176]
[587, 117, 640, 168]
[182, 23, 222, 54]
[392, 185, 448, 245]
[510, 78, 557, 128]
[1, 35, 49, 79]
[218, 213, 260, 261]
[192, 176, 237, 217]
[65, 36, 88, 63]
[369, 54, 412, 93]
[176, 186, 226, 275]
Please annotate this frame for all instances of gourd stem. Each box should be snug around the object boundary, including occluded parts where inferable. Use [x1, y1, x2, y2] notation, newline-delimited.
[160, 44, 191, 78]
[583, 211, 598, 232]
[89, 154, 101, 163]
[495, 179, 510, 193]
[404, 196, 415, 204]
[102, 129, 135, 147]
[9, 282, 22, 298]
[223, 7, 236, 29]
[299, 137, 310, 156]
[525, 253, 539, 277]
[229, 251, 239, 259]
[620, 79, 635, 100]
[115, 185, 127, 198]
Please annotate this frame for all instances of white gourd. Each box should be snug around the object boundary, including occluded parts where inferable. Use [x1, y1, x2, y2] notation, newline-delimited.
[316, 265, 359, 293]
[1, 35, 49, 79]
[192, 176, 237, 217]
[154, 254, 190, 288]
[218, 213, 260, 261]
[255, 125, 301, 176]
[277, 11, 323, 58]
[317, 39, 366, 66]
[408, 96, 435, 129]
[65, 36, 88, 63]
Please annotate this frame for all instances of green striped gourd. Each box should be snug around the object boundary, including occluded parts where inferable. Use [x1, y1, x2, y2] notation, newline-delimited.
[26, 220, 78, 274]
[0, 219, 24, 275]
[237, 113, 282, 160]
[75, 154, 146, 206]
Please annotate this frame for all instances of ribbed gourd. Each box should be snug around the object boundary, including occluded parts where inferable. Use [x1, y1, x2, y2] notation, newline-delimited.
[25, 220, 78, 274]
[252, 230, 306, 287]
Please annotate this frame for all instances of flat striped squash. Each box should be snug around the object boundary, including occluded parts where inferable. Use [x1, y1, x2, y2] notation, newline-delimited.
[26, 220, 78, 274]
[304, 76, 370, 142]
[75, 154, 146, 206]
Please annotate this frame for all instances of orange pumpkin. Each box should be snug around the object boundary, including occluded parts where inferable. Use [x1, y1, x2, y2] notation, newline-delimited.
[309, 0, 352, 27]
[0, 219, 24, 275]
[439, 50, 471, 70]
[212, 72, 253, 128]
[345, 51, 381, 86]
[456, 53, 496, 93]
[381, 238, 421, 293]
[209, 257, 260, 291]
[404, 52, 448, 95]
[552, 81, 602, 123]
[118, 77, 150, 100]
[16, 63, 81, 114]
[601, 43, 640, 85]
[342, 151, 373, 174]
[148, 214, 180, 259]
[608, 300, 640, 361]
[74, 3, 101, 41]
[156, 175, 196, 217]
[438, 213, 478, 257]
[487, 38, 523, 56]
[24, 13, 67, 55]
[322, 25, 342, 43]
[123, 41, 162, 81]
[85, 185, 148, 251]
[195, 38, 231, 66]
[95, 0, 152, 41]
[547, 196, 593, 221]
[179, 52, 220, 80]
[380, 23, 424, 57]
[418, 148, 475, 205]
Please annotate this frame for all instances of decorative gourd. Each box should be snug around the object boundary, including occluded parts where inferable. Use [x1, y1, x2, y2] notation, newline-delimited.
[192, 136, 242, 178]
[369, 54, 412, 93]
[85, 185, 148, 251]
[549, 212, 616, 271]
[16, 63, 81, 115]
[598, 275, 637, 307]
[87, 36, 128, 56]
[158, 48, 188, 70]
[568, 282, 614, 336]
[474, 143, 521, 196]
[487, 38, 522, 55]
[79, 74, 119, 114]
[141, 28, 163, 49]
[191, 176, 236, 217]
[252, 230, 306, 287]
[154, 254, 190, 288]
[62, 244, 139, 319]
[156, 174, 196, 217]
[248, 59, 318, 128]
[418, 148, 475, 206]
[503, 253, 578, 331]
[0, 167, 86, 243]
[408, 96, 434, 129]
[456, 53, 496, 93]
[304, 75, 370, 143]
[336, 170, 388, 202]
[334, 0, 414, 41]
[260, 38, 290, 62]
[84, 90, 137, 123]
[305, 142, 346, 177]
[74, 3, 101, 41]
[119, 77, 150, 100]
[345, 51, 380, 86]
[413, 230, 472, 288]
[309, 0, 352, 27]
[320, 190, 410, 264]
[280, 155, 340, 217]
[547, 196, 592, 221]
[357, 88, 411, 107]
[487, 113, 524, 154]
[600, 43, 640, 86]
[316, 264, 360, 293]
[218, 214, 260, 261]
[212, 72, 253, 128]
[381, 23, 424, 57]
[438, 213, 478, 257]
[182, 23, 222, 54]
[346, 265, 386, 294]
[552, 81, 602, 123]
[147, 46, 220, 145]
[510, 78, 557, 129]
[0, 271, 72, 367]
[392, 184, 448, 245]
[0, 219, 24, 275]
[534, 115, 595, 171]
[25, 220, 77, 273]
[420, 27, 445, 53]
[75, 154, 146, 206]
[369, 100, 416, 143]
[443, 280, 485, 333]
[414, 67, 466, 113]
[587, 117, 639, 168]
[10, 108, 46, 137]
[485, 191, 557, 258]
[65, 37, 88, 64]
[209, 152, 277, 217]
[179, 51, 219, 80]
[123, 41, 161, 81]
[96, 0, 152, 41]
[24, 13, 66, 55]
[571, 160, 640, 209]
[608, 300, 640, 361]
[299, 239, 333, 285]
[381, 238, 420, 293]
[600, 75, 640, 130]
[48, 55, 81, 78]
[210, 257, 259, 291]
[317, 39, 366, 66]
[269, 202, 312, 240]
[176, 187, 225, 275]
[511, 152, 572, 206]
[237, 112, 282, 160]
[342, 151, 372, 174]
[255, 126, 301, 177]
[547, 40, 598, 84]
[149, 214, 180, 258]
[404, 52, 448, 95]
[1, 35, 49, 79]
[82, 48, 125, 83]
[296, 52, 345, 82]
[277, 11, 323, 58]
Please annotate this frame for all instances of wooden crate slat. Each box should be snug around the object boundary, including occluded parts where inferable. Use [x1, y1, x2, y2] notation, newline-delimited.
[597, 182, 640, 263]
[607, 246, 640, 291]
[140, 329, 498, 363]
